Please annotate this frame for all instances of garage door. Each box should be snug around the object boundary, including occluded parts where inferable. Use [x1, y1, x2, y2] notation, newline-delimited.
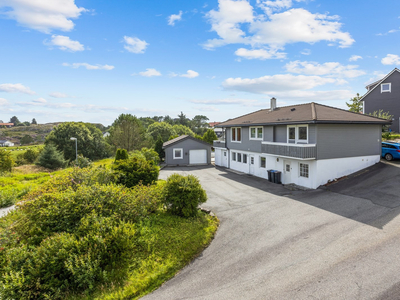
[189, 149, 207, 164]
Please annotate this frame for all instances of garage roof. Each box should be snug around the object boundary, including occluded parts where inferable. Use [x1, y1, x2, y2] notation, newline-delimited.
[162, 135, 212, 149]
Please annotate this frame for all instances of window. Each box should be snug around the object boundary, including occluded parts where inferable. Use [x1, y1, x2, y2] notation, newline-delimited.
[250, 127, 263, 140]
[243, 154, 247, 164]
[285, 164, 290, 172]
[237, 153, 242, 162]
[231, 127, 241, 142]
[173, 148, 183, 159]
[381, 83, 391, 93]
[250, 156, 254, 164]
[299, 163, 309, 178]
[260, 157, 266, 168]
[287, 125, 309, 144]
[224, 151, 227, 156]
[232, 152, 236, 161]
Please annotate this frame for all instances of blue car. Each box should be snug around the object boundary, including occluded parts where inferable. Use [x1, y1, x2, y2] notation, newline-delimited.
[382, 142, 400, 161]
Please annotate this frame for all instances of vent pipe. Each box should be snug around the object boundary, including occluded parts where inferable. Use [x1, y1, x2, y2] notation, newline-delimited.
[270, 97, 277, 111]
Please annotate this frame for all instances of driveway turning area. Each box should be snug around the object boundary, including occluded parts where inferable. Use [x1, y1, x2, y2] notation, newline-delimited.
[143, 164, 400, 300]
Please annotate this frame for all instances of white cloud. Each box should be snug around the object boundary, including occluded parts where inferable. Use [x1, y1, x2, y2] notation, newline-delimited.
[45, 35, 84, 51]
[49, 92, 68, 98]
[349, 55, 362, 62]
[62, 63, 114, 70]
[139, 68, 162, 77]
[222, 74, 337, 94]
[203, 1, 354, 54]
[123, 36, 148, 53]
[196, 106, 220, 112]
[235, 47, 286, 60]
[271, 89, 355, 102]
[33, 97, 47, 103]
[180, 70, 199, 78]
[190, 98, 265, 106]
[0, 83, 35, 94]
[0, 0, 87, 33]
[301, 48, 311, 55]
[0, 98, 8, 105]
[285, 61, 365, 78]
[381, 54, 400, 65]
[168, 11, 183, 26]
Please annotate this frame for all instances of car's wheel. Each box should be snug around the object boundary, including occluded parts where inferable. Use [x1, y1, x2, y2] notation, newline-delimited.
[385, 153, 393, 161]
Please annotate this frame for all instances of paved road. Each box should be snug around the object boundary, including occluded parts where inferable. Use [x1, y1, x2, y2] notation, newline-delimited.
[143, 164, 400, 300]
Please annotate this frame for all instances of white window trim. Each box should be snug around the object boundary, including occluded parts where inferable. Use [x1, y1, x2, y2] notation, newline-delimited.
[287, 125, 309, 144]
[299, 163, 309, 178]
[232, 151, 237, 161]
[260, 156, 266, 168]
[381, 83, 391, 93]
[173, 148, 183, 159]
[231, 127, 242, 143]
[249, 126, 263, 140]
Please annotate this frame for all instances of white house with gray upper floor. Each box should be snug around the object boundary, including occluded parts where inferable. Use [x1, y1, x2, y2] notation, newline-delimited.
[214, 98, 389, 189]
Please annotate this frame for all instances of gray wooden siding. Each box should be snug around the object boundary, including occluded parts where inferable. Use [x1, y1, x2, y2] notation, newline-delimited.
[165, 139, 211, 165]
[274, 125, 287, 143]
[263, 126, 274, 142]
[225, 127, 262, 152]
[308, 124, 316, 144]
[363, 71, 400, 131]
[316, 124, 381, 159]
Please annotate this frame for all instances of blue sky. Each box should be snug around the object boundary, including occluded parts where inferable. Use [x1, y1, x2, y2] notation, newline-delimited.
[1, 0, 400, 125]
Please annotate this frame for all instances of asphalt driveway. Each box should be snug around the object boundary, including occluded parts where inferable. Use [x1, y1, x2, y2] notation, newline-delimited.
[142, 163, 400, 300]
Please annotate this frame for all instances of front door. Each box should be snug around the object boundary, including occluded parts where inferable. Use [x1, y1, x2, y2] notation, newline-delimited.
[249, 155, 255, 175]
[283, 160, 292, 184]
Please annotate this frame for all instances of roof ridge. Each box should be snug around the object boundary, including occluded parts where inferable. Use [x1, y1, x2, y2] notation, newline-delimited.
[218, 108, 267, 126]
[311, 102, 317, 120]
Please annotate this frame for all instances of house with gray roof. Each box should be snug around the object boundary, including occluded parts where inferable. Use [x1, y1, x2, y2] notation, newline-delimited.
[214, 98, 389, 189]
[0, 140, 14, 147]
[360, 68, 400, 131]
[163, 135, 211, 166]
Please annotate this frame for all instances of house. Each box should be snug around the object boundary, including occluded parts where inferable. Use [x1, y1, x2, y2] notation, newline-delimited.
[214, 99, 389, 189]
[0, 123, 14, 128]
[163, 135, 211, 166]
[0, 140, 14, 147]
[209, 122, 223, 138]
[360, 68, 400, 131]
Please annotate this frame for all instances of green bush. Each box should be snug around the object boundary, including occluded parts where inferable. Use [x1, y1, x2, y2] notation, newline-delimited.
[70, 154, 92, 168]
[36, 144, 66, 170]
[164, 174, 207, 218]
[0, 149, 14, 172]
[114, 156, 159, 188]
[23, 148, 39, 163]
[115, 148, 129, 162]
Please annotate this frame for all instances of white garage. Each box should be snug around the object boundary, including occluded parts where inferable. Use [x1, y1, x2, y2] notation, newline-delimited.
[189, 149, 207, 165]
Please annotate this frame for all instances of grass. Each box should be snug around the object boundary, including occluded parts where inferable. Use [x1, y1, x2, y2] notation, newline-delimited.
[69, 212, 219, 300]
[2, 145, 44, 160]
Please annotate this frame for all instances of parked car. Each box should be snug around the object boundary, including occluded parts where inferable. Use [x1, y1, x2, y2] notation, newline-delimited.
[382, 142, 400, 161]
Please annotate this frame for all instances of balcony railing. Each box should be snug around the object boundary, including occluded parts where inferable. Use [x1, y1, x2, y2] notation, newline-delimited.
[261, 141, 316, 159]
[213, 140, 226, 148]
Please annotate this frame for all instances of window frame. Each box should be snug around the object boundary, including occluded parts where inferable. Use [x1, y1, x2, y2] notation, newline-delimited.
[381, 83, 391, 93]
[243, 154, 247, 164]
[173, 148, 183, 159]
[287, 125, 309, 144]
[232, 152, 237, 161]
[237, 153, 242, 163]
[231, 127, 242, 143]
[299, 163, 309, 178]
[249, 126, 263, 140]
[260, 156, 266, 168]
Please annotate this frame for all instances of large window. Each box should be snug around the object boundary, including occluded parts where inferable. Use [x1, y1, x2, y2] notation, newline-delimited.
[260, 157, 266, 168]
[287, 125, 308, 144]
[381, 83, 391, 93]
[299, 163, 309, 178]
[173, 148, 183, 159]
[231, 127, 241, 142]
[250, 127, 263, 140]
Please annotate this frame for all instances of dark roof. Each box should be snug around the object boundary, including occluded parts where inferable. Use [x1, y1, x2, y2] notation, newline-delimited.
[360, 68, 400, 102]
[162, 135, 211, 148]
[216, 102, 390, 127]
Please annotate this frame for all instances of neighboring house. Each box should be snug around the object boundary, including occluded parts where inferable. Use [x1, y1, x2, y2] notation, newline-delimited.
[163, 135, 211, 166]
[103, 132, 110, 138]
[0, 140, 14, 147]
[0, 123, 14, 128]
[360, 68, 400, 131]
[214, 99, 389, 189]
[209, 122, 223, 138]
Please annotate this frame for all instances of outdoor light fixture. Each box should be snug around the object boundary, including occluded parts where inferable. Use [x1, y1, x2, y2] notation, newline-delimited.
[70, 137, 78, 164]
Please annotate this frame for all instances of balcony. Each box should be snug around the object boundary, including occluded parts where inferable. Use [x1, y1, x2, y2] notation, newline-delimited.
[213, 140, 226, 148]
[261, 141, 316, 159]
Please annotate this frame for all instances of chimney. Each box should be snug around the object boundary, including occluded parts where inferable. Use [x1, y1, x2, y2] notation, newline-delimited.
[270, 97, 277, 111]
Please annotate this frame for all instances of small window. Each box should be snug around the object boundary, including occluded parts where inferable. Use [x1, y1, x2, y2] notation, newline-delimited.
[237, 153, 242, 163]
[285, 164, 290, 172]
[224, 151, 227, 156]
[250, 157, 254, 164]
[231, 127, 241, 142]
[173, 148, 183, 159]
[300, 163, 309, 178]
[260, 157, 266, 168]
[250, 128, 256, 139]
[257, 128, 263, 139]
[250, 127, 263, 140]
[243, 154, 247, 164]
[232, 152, 236, 161]
[288, 127, 296, 140]
[298, 126, 307, 141]
[381, 83, 391, 93]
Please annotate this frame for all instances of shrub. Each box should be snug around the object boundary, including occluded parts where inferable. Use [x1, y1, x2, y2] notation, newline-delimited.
[23, 149, 39, 163]
[114, 156, 159, 188]
[164, 174, 207, 218]
[36, 144, 66, 170]
[115, 148, 129, 162]
[0, 149, 14, 172]
[70, 154, 92, 168]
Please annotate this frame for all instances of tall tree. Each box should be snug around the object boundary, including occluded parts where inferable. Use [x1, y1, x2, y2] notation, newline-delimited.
[177, 111, 190, 127]
[172, 124, 195, 137]
[31, 118, 37, 125]
[108, 114, 145, 152]
[9, 116, 20, 125]
[202, 129, 218, 144]
[191, 115, 209, 135]
[346, 93, 363, 113]
[147, 122, 176, 142]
